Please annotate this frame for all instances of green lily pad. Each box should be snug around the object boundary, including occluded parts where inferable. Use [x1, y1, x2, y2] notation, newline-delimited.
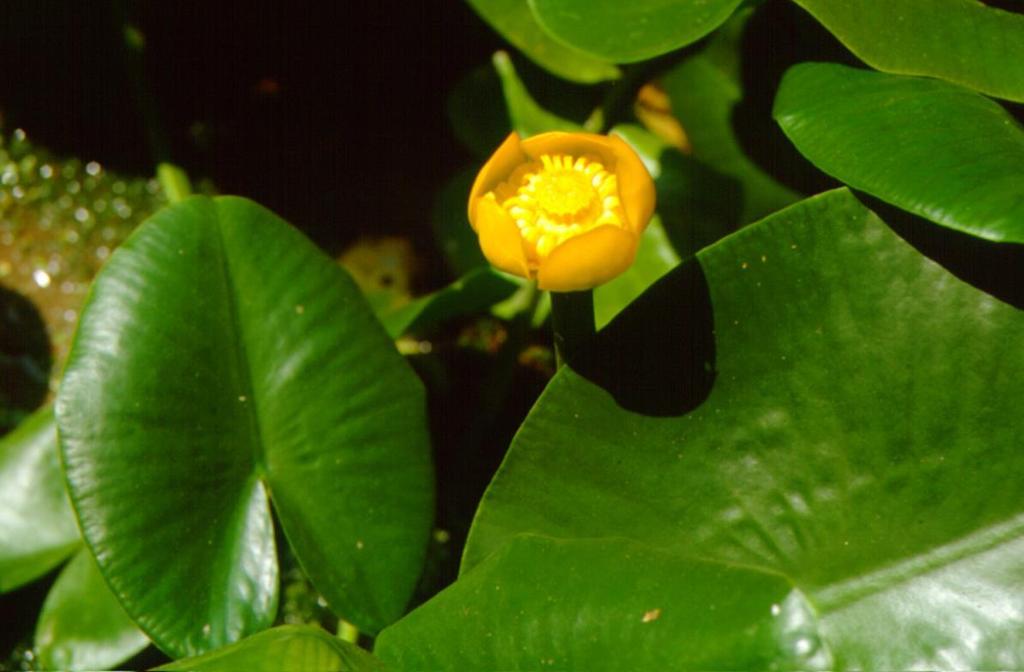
[774, 62, 1024, 243]
[465, 0, 619, 83]
[527, 0, 744, 63]
[435, 189, 1024, 668]
[0, 407, 79, 592]
[791, 0, 1024, 102]
[157, 625, 384, 672]
[377, 535, 823, 669]
[56, 196, 433, 657]
[35, 549, 149, 671]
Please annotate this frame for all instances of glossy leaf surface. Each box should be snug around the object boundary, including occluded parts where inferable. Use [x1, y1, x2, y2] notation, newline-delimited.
[57, 197, 433, 657]
[775, 63, 1024, 243]
[0, 407, 79, 592]
[377, 535, 821, 669]
[449, 189, 1024, 668]
[527, 0, 744, 63]
[157, 626, 383, 672]
[792, 0, 1024, 102]
[35, 549, 149, 671]
[465, 0, 619, 83]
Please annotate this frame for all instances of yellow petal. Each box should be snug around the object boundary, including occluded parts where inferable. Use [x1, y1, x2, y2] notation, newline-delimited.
[537, 225, 638, 292]
[608, 134, 656, 234]
[474, 196, 531, 279]
[468, 132, 527, 228]
[520, 132, 617, 165]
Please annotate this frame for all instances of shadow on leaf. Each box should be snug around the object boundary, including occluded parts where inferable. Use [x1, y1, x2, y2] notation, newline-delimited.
[570, 260, 716, 417]
[856, 192, 1024, 310]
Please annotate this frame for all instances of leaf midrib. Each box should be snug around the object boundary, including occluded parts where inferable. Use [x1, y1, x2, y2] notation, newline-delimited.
[810, 512, 1024, 614]
[211, 209, 267, 478]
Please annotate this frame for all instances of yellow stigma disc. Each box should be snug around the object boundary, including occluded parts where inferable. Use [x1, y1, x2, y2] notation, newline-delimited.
[487, 154, 626, 260]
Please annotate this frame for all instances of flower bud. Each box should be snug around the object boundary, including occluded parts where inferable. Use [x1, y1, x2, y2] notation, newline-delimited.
[468, 132, 656, 292]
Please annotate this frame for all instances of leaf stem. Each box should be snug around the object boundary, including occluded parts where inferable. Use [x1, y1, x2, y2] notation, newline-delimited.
[550, 290, 595, 368]
[157, 163, 193, 204]
[337, 619, 359, 644]
[110, 0, 171, 166]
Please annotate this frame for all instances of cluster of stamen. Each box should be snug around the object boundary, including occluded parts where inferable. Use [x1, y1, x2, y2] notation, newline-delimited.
[486, 154, 625, 261]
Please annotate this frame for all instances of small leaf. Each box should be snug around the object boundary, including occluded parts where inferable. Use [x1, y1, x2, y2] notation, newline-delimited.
[35, 549, 149, 671]
[447, 65, 510, 158]
[492, 51, 582, 138]
[662, 16, 800, 224]
[465, 0, 620, 83]
[57, 196, 433, 657]
[380, 268, 521, 338]
[433, 168, 488, 277]
[156, 625, 384, 672]
[792, 0, 1024, 102]
[527, 0, 744, 63]
[0, 406, 79, 593]
[774, 62, 1024, 243]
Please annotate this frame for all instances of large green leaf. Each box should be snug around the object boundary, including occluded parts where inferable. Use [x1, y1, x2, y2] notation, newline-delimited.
[34, 549, 149, 671]
[527, 0, 744, 63]
[464, 0, 619, 83]
[448, 189, 1024, 668]
[377, 535, 823, 669]
[774, 62, 1024, 244]
[157, 625, 384, 672]
[662, 14, 799, 224]
[0, 407, 79, 592]
[791, 0, 1024, 102]
[56, 197, 433, 657]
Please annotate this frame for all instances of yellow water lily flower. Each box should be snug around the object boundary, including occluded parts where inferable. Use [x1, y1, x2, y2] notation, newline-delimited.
[468, 131, 656, 292]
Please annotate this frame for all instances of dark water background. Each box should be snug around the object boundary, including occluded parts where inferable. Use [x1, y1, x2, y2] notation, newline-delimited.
[0, 0, 501, 266]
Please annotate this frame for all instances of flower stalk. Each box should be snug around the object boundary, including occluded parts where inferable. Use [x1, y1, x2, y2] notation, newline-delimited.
[550, 289, 595, 368]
